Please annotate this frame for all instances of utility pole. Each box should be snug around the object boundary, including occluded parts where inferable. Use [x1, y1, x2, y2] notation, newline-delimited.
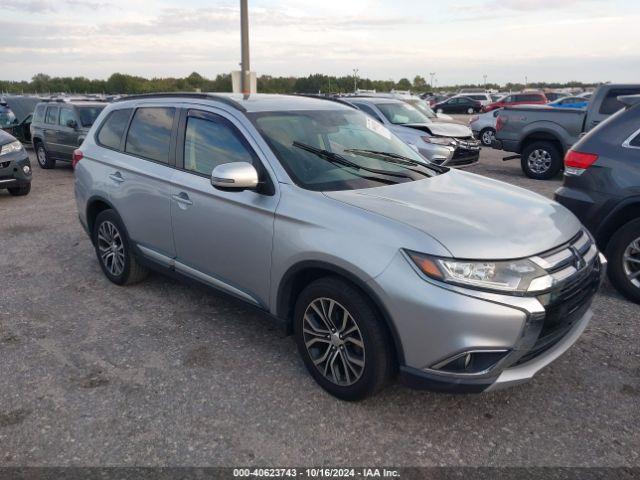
[353, 68, 359, 92]
[524, 75, 528, 90]
[483, 74, 487, 90]
[429, 72, 435, 89]
[240, 0, 250, 95]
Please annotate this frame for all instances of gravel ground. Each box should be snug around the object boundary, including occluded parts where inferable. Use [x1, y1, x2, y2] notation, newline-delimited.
[0, 124, 638, 467]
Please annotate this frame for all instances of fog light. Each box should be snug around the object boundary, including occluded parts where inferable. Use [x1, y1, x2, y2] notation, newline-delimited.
[429, 350, 509, 375]
[22, 165, 31, 175]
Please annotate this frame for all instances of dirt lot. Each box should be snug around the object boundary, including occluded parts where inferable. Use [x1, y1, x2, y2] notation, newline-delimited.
[0, 127, 638, 466]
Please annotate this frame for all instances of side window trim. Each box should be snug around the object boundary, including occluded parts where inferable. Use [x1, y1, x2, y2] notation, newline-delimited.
[177, 108, 275, 195]
[122, 106, 179, 167]
[622, 126, 640, 150]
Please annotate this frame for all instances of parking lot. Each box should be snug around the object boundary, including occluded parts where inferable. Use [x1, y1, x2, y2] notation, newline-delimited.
[0, 117, 638, 467]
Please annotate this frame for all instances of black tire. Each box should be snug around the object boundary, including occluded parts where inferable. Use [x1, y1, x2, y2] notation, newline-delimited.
[7, 183, 31, 196]
[92, 209, 148, 286]
[479, 127, 496, 147]
[520, 141, 563, 180]
[35, 141, 55, 169]
[605, 219, 640, 303]
[293, 276, 395, 401]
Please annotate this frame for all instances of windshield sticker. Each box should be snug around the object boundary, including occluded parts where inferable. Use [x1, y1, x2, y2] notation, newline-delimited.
[366, 117, 391, 139]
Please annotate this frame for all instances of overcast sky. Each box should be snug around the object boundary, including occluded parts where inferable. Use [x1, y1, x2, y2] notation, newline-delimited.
[2, 0, 639, 84]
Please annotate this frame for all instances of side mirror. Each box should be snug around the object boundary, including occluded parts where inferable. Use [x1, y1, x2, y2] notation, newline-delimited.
[66, 119, 78, 129]
[211, 162, 259, 191]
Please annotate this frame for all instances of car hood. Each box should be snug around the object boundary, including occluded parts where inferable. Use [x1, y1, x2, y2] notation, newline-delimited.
[402, 122, 472, 138]
[324, 170, 581, 259]
[0, 128, 17, 145]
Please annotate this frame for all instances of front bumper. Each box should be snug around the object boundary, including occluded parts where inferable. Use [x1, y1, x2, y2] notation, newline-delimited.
[0, 148, 31, 189]
[369, 247, 606, 394]
[418, 139, 481, 168]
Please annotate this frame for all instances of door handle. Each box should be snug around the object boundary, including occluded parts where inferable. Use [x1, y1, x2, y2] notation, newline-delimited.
[109, 172, 125, 183]
[172, 192, 193, 206]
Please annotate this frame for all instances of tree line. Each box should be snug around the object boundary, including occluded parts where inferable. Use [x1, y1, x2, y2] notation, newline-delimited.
[0, 72, 602, 95]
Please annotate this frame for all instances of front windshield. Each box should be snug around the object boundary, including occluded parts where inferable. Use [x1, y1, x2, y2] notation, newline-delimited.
[250, 109, 437, 192]
[375, 102, 430, 125]
[0, 107, 17, 126]
[404, 99, 437, 119]
[77, 106, 105, 127]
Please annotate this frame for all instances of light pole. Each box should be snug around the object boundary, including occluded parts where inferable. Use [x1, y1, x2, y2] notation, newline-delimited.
[483, 74, 487, 90]
[524, 75, 528, 90]
[429, 72, 435, 89]
[240, 0, 250, 95]
[353, 68, 359, 93]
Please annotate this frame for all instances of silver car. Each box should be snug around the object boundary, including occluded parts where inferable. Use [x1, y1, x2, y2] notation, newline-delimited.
[74, 93, 605, 400]
[343, 97, 481, 167]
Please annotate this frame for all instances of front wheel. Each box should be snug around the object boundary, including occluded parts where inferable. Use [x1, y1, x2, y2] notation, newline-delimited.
[606, 219, 640, 303]
[467, 107, 475, 114]
[293, 277, 395, 401]
[479, 128, 496, 147]
[92, 209, 148, 285]
[521, 141, 563, 180]
[35, 142, 55, 169]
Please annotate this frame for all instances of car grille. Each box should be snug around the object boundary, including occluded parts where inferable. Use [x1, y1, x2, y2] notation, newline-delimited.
[450, 138, 481, 166]
[515, 230, 600, 365]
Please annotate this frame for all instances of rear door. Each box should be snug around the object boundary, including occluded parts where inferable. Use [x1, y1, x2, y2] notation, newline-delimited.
[169, 108, 278, 307]
[43, 106, 60, 157]
[101, 106, 178, 259]
[58, 107, 79, 160]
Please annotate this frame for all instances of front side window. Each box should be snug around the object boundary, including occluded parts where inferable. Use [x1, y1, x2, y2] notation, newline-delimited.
[97, 108, 132, 150]
[406, 99, 436, 119]
[250, 109, 437, 192]
[376, 102, 429, 124]
[125, 107, 175, 163]
[183, 115, 255, 175]
[45, 106, 59, 124]
[77, 106, 105, 127]
[59, 108, 76, 127]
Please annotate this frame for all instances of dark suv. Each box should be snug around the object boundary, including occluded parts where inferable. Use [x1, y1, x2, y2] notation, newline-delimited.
[31, 99, 106, 169]
[555, 95, 640, 303]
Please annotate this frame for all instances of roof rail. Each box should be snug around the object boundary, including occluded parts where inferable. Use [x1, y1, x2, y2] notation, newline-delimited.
[290, 94, 357, 109]
[115, 92, 246, 112]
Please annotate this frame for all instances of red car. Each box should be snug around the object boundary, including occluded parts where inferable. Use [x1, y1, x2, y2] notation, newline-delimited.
[481, 92, 548, 112]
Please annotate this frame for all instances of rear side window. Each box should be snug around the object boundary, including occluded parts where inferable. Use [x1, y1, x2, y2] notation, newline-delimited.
[97, 109, 132, 150]
[125, 107, 175, 163]
[45, 106, 59, 124]
[599, 88, 640, 115]
[629, 131, 640, 148]
[183, 115, 255, 175]
[33, 104, 46, 123]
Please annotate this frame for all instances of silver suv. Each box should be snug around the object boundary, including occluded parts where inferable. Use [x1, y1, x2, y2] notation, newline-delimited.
[74, 93, 605, 400]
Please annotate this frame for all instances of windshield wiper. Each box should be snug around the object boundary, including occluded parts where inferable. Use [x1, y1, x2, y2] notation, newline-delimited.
[292, 142, 414, 180]
[343, 149, 440, 176]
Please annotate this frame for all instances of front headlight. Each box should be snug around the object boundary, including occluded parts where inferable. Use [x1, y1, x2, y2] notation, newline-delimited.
[0, 140, 23, 156]
[405, 250, 549, 294]
[422, 135, 454, 146]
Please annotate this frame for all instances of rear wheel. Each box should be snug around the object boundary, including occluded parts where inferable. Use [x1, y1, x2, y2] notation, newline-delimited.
[479, 127, 496, 147]
[35, 142, 55, 169]
[293, 276, 395, 401]
[467, 107, 475, 114]
[606, 219, 640, 303]
[92, 209, 148, 286]
[521, 141, 562, 180]
[8, 183, 31, 196]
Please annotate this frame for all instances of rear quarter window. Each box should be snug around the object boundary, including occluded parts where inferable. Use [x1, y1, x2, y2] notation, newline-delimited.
[125, 107, 175, 163]
[629, 131, 640, 148]
[97, 108, 132, 150]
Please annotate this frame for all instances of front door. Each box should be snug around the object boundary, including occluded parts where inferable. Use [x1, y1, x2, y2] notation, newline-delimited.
[58, 107, 79, 160]
[170, 109, 278, 308]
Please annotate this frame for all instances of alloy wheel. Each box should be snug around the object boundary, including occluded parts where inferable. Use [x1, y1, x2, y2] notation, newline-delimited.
[622, 237, 640, 288]
[527, 149, 552, 174]
[97, 220, 125, 277]
[482, 130, 495, 146]
[37, 146, 47, 167]
[302, 297, 365, 386]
